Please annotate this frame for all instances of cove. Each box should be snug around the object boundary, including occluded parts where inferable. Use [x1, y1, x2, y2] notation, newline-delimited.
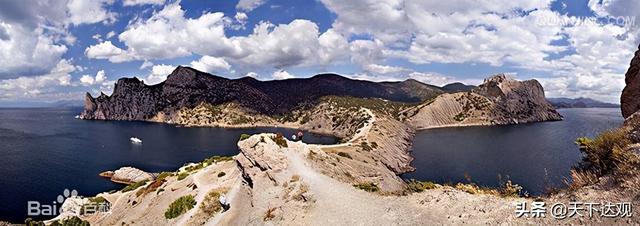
[404, 108, 624, 195]
[0, 108, 338, 222]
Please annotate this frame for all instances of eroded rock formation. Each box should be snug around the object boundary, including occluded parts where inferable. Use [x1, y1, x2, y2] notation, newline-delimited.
[622, 44, 640, 118]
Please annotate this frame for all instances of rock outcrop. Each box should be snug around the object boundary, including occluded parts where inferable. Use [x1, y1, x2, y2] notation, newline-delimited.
[622, 44, 640, 118]
[100, 167, 153, 185]
[408, 74, 562, 129]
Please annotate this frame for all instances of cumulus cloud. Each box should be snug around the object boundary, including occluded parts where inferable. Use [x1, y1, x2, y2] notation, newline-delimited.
[236, 0, 267, 12]
[272, 70, 294, 80]
[80, 70, 107, 86]
[0, 60, 74, 100]
[86, 3, 350, 72]
[0, 23, 68, 79]
[123, 0, 165, 6]
[66, 0, 117, 25]
[190, 55, 231, 74]
[143, 64, 175, 85]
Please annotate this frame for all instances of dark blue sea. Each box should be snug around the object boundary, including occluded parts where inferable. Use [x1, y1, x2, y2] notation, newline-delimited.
[0, 108, 337, 223]
[405, 108, 625, 196]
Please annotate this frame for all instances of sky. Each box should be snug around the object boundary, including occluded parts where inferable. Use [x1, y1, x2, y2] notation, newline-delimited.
[0, 0, 639, 106]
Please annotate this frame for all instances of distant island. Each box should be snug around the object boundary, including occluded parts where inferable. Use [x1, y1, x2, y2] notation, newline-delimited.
[547, 97, 620, 109]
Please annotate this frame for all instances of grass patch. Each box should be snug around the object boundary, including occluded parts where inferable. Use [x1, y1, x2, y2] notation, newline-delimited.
[164, 195, 196, 219]
[353, 182, 379, 192]
[47, 216, 90, 226]
[121, 180, 148, 193]
[239, 133, 251, 141]
[200, 190, 223, 215]
[89, 196, 107, 204]
[177, 172, 189, 181]
[405, 180, 437, 193]
[572, 127, 639, 187]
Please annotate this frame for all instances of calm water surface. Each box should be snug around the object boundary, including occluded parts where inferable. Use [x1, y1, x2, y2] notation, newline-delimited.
[404, 108, 624, 195]
[0, 108, 337, 223]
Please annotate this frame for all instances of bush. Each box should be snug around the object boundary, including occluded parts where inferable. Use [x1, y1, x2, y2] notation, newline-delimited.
[157, 172, 173, 181]
[201, 190, 223, 215]
[264, 207, 277, 221]
[164, 195, 196, 219]
[574, 128, 637, 182]
[89, 196, 107, 204]
[337, 152, 352, 159]
[274, 133, 288, 148]
[239, 134, 251, 141]
[500, 180, 523, 197]
[353, 182, 379, 192]
[453, 112, 466, 121]
[48, 216, 90, 226]
[122, 180, 148, 192]
[217, 172, 226, 177]
[177, 172, 189, 181]
[405, 180, 437, 193]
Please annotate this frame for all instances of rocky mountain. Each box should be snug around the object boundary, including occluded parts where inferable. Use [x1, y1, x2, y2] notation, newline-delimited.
[441, 82, 476, 93]
[407, 74, 562, 129]
[547, 97, 619, 109]
[81, 66, 444, 121]
[622, 44, 640, 118]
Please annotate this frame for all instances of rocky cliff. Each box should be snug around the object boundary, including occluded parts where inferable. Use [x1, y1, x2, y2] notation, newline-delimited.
[622, 44, 640, 118]
[407, 74, 562, 129]
[81, 66, 443, 121]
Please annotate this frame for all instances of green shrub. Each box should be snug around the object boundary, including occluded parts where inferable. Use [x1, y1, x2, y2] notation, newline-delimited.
[453, 112, 466, 121]
[405, 180, 437, 193]
[500, 180, 523, 197]
[164, 195, 196, 219]
[122, 180, 148, 192]
[239, 134, 251, 141]
[337, 152, 352, 159]
[89, 196, 107, 204]
[177, 172, 189, 181]
[353, 182, 379, 192]
[575, 128, 635, 175]
[48, 216, 90, 226]
[201, 190, 223, 215]
[217, 172, 226, 177]
[157, 172, 173, 181]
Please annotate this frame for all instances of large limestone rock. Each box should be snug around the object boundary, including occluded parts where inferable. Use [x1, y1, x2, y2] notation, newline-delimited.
[409, 74, 562, 129]
[622, 44, 640, 118]
[100, 167, 153, 185]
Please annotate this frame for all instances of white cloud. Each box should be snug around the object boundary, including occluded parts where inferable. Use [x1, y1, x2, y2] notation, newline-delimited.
[0, 60, 75, 100]
[106, 31, 116, 39]
[364, 64, 407, 74]
[236, 0, 267, 12]
[272, 70, 294, 80]
[85, 41, 134, 63]
[0, 23, 68, 79]
[80, 70, 107, 86]
[123, 0, 165, 6]
[66, 0, 117, 25]
[190, 55, 231, 74]
[143, 64, 175, 85]
[232, 12, 249, 30]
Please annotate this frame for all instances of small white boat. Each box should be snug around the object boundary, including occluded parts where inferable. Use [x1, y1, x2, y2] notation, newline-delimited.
[130, 137, 143, 144]
[74, 115, 80, 119]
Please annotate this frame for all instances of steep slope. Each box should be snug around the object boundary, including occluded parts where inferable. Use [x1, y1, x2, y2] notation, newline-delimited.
[81, 66, 443, 121]
[622, 44, 640, 118]
[407, 74, 562, 129]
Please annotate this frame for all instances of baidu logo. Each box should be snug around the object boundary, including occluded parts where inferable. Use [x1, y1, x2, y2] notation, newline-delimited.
[27, 189, 78, 216]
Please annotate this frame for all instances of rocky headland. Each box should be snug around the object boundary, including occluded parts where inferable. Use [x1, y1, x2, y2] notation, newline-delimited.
[46, 67, 595, 225]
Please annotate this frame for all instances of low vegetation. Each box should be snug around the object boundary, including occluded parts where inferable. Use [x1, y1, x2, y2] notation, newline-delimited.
[264, 207, 277, 221]
[239, 133, 251, 141]
[177, 172, 189, 181]
[29, 216, 90, 226]
[165, 195, 196, 219]
[572, 127, 639, 187]
[273, 133, 288, 148]
[122, 180, 148, 192]
[200, 189, 226, 215]
[405, 180, 437, 193]
[353, 182, 379, 192]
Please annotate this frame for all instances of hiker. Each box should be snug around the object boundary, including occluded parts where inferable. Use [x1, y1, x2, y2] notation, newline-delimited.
[219, 194, 230, 211]
[296, 131, 304, 141]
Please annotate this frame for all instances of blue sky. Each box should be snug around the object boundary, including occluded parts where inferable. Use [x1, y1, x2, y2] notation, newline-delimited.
[0, 0, 639, 106]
